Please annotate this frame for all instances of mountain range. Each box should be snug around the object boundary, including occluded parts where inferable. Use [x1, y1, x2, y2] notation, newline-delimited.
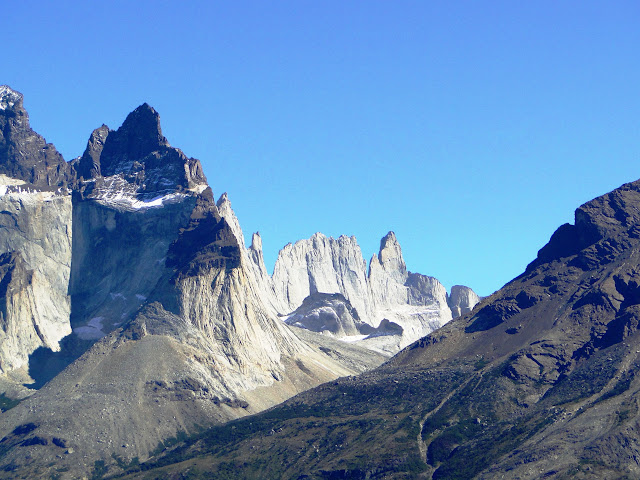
[7, 84, 640, 480]
[111, 172, 640, 479]
[0, 86, 480, 479]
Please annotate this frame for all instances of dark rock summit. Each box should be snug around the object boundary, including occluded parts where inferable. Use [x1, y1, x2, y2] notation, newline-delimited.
[99, 103, 169, 172]
[75, 103, 207, 202]
[74, 124, 109, 179]
[0, 86, 71, 187]
[527, 179, 640, 273]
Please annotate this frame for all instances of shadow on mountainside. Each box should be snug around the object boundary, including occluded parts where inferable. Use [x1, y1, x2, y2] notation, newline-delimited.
[24, 334, 95, 389]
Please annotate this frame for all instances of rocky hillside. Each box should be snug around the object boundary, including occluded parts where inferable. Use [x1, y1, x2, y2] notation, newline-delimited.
[118, 178, 640, 479]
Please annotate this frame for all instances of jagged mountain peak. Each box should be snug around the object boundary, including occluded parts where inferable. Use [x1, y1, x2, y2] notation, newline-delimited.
[251, 231, 263, 252]
[216, 191, 230, 207]
[372, 230, 407, 281]
[75, 102, 208, 204]
[0, 85, 23, 111]
[120, 102, 168, 147]
[215, 192, 247, 249]
[98, 103, 170, 176]
[378, 231, 402, 257]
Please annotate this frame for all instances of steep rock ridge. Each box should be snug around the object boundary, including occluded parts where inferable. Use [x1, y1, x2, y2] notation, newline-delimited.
[0, 86, 71, 187]
[248, 232, 273, 289]
[448, 284, 481, 318]
[273, 231, 461, 353]
[122, 178, 640, 480]
[73, 124, 109, 180]
[0, 87, 73, 375]
[160, 190, 309, 392]
[216, 193, 289, 315]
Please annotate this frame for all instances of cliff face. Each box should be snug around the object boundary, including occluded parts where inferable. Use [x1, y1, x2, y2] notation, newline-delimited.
[271, 231, 468, 354]
[0, 87, 73, 374]
[272, 233, 371, 319]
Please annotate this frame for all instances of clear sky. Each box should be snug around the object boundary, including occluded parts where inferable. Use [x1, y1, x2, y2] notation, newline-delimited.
[4, 1, 639, 296]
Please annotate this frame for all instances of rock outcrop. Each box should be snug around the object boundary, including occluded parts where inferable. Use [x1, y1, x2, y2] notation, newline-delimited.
[447, 284, 481, 318]
[285, 292, 371, 337]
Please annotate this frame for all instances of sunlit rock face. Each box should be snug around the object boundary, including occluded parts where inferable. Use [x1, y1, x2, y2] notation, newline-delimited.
[272, 230, 477, 354]
[448, 284, 481, 318]
[272, 233, 371, 320]
[0, 193, 73, 374]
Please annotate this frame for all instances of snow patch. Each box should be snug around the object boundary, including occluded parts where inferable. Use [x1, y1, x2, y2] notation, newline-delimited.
[189, 183, 209, 194]
[88, 174, 190, 211]
[0, 86, 21, 110]
[110, 292, 126, 300]
[0, 175, 26, 187]
[341, 334, 369, 343]
[98, 190, 187, 210]
[135, 294, 147, 301]
[0, 186, 67, 202]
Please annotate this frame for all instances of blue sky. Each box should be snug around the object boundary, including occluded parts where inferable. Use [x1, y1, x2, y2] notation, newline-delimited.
[4, 1, 639, 296]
